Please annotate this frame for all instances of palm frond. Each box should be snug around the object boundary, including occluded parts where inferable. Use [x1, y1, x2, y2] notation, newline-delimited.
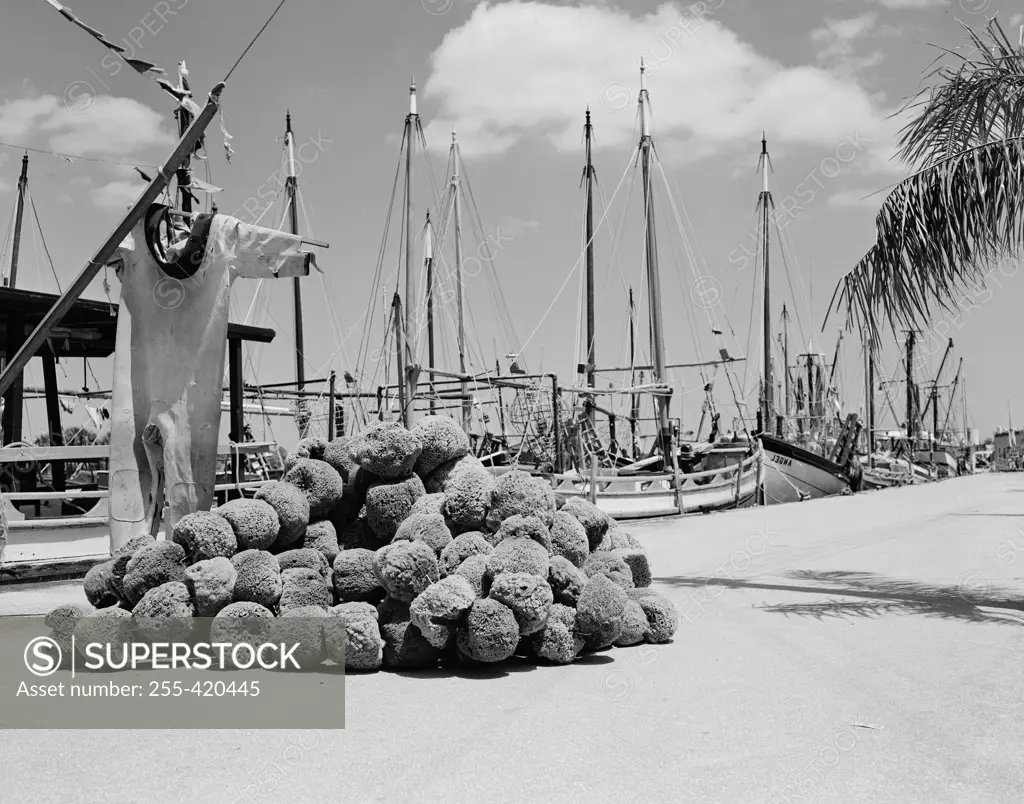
[897, 18, 1024, 167]
[829, 136, 1024, 342]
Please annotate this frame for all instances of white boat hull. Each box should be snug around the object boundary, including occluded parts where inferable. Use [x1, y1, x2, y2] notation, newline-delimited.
[758, 435, 851, 505]
[552, 445, 763, 520]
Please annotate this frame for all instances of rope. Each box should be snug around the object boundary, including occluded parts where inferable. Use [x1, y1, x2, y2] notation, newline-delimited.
[0, 141, 159, 169]
[223, 0, 291, 82]
[28, 189, 61, 292]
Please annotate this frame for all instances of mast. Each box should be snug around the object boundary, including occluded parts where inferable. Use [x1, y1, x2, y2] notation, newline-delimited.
[905, 330, 916, 444]
[782, 303, 790, 420]
[637, 60, 672, 464]
[452, 130, 470, 431]
[582, 108, 597, 422]
[284, 112, 306, 408]
[629, 287, 638, 460]
[864, 331, 875, 465]
[759, 134, 774, 432]
[423, 211, 436, 414]
[393, 292, 407, 426]
[6, 152, 28, 288]
[403, 79, 418, 425]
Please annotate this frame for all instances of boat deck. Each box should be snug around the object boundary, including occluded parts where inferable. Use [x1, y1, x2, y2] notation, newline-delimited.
[1, 472, 1021, 803]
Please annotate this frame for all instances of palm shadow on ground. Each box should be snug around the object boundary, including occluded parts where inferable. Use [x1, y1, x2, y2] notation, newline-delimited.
[655, 570, 1024, 625]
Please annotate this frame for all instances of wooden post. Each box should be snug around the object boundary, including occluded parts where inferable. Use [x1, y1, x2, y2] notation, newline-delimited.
[7, 152, 29, 289]
[228, 337, 243, 499]
[588, 458, 597, 505]
[327, 370, 337, 441]
[551, 375, 561, 473]
[41, 350, 66, 491]
[2, 313, 25, 445]
[734, 450, 743, 507]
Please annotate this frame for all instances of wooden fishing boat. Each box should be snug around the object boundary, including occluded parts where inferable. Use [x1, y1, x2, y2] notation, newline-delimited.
[747, 136, 854, 503]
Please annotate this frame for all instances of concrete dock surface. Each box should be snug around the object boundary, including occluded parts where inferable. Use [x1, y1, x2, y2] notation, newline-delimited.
[2, 472, 1022, 804]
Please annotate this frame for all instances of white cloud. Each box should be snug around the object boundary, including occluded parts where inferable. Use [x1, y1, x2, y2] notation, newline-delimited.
[828, 187, 888, 208]
[422, 1, 902, 174]
[0, 93, 173, 159]
[94, 179, 143, 213]
[811, 14, 886, 76]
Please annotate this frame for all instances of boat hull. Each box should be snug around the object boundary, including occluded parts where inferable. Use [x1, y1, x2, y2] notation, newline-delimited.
[758, 434, 851, 505]
[551, 444, 763, 520]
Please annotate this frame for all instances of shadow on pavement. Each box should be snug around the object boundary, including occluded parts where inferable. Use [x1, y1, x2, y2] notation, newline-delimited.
[655, 570, 1024, 624]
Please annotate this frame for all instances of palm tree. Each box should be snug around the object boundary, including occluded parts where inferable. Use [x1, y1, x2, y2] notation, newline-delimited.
[828, 17, 1024, 338]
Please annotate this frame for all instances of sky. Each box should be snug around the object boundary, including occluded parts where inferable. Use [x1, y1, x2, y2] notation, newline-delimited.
[1, 0, 1022, 448]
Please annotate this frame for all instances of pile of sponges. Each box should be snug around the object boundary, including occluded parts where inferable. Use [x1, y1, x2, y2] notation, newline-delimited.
[49, 416, 678, 672]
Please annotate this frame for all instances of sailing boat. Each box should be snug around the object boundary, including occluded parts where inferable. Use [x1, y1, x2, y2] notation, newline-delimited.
[549, 64, 763, 517]
[752, 136, 856, 504]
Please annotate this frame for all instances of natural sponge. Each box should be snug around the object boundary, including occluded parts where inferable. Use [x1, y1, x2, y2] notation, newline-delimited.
[279, 567, 332, 612]
[428, 454, 494, 532]
[230, 550, 282, 610]
[494, 514, 551, 551]
[332, 548, 385, 603]
[485, 470, 556, 531]
[107, 534, 155, 602]
[488, 572, 553, 636]
[409, 492, 446, 519]
[453, 554, 489, 598]
[393, 513, 452, 556]
[612, 548, 651, 587]
[122, 540, 187, 605]
[254, 481, 309, 551]
[214, 498, 280, 551]
[456, 598, 519, 663]
[132, 581, 194, 641]
[322, 435, 361, 482]
[485, 537, 548, 583]
[277, 548, 330, 584]
[530, 603, 584, 664]
[332, 601, 378, 622]
[614, 600, 648, 647]
[324, 610, 383, 671]
[283, 436, 328, 473]
[583, 552, 634, 589]
[411, 415, 470, 477]
[548, 556, 587, 607]
[364, 475, 425, 540]
[409, 575, 476, 649]
[303, 520, 340, 565]
[575, 574, 628, 649]
[184, 556, 237, 616]
[84, 561, 119, 609]
[439, 532, 493, 577]
[559, 498, 609, 550]
[283, 458, 345, 521]
[74, 607, 132, 662]
[270, 606, 327, 668]
[351, 422, 422, 479]
[210, 601, 275, 658]
[173, 511, 238, 564]
[549, 511, 589, 568]
[631, 591, 679, 643]
[372, 541, 439, 602]
[380, 621, 441, 669]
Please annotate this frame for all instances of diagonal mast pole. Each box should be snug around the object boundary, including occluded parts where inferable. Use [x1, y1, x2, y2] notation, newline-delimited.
[6, 152, 29, 289]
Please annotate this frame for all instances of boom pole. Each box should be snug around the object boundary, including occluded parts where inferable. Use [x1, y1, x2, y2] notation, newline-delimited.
[284, 111, 307, 428]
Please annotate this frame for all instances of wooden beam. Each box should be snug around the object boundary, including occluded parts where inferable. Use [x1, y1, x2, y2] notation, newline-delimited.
[0, 82, 226, 399]
[41, 349, 66, 491]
